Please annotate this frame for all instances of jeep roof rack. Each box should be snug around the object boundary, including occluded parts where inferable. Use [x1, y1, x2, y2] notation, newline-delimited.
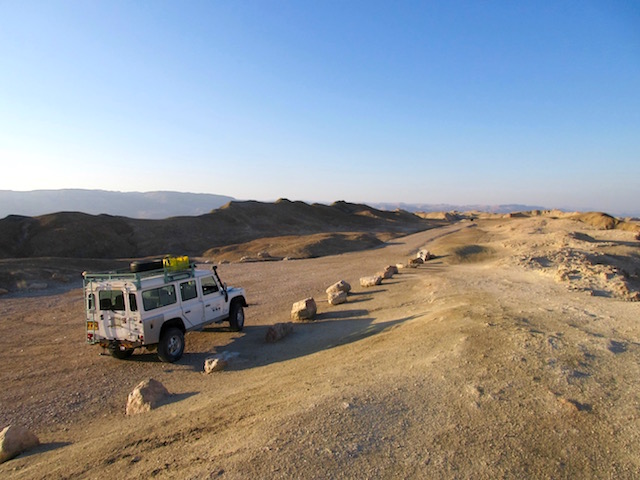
[83, 262, 197, 289]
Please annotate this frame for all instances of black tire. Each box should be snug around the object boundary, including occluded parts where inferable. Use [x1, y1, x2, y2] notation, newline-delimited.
[229, 303, 245, 332]
[108, 344, 134, 360]
[158, 327, 185, 363]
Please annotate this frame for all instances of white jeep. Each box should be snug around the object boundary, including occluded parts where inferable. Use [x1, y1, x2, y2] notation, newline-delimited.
[83, 257, 247, 363]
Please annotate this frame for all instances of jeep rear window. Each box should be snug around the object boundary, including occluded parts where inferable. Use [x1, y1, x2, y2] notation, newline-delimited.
[201, 276, 219, 295]
[99, 290, 125, 311]
[142, 285, 177, 311]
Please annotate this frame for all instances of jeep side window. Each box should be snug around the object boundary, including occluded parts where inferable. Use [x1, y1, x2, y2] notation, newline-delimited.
[129, 293, 138, 312]
[99, 290, 125, 311]
[180, 280, 198, 301]
[201, 276, 219, 295]
[142, 285, 177, 311]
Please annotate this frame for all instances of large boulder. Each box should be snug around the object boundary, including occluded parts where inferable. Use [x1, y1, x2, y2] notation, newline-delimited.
[125, 378, 170, 416]
[0, 425, 40, 463]
[328, 290, 348, 305]
[360, 275, 382, 287]
[265, 322, 294, 343]
[291, 298, 317, 321]
[326, 280, 351, 295]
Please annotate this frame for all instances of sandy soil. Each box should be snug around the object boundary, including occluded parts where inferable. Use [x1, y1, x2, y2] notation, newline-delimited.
[1, 217, 639, 479]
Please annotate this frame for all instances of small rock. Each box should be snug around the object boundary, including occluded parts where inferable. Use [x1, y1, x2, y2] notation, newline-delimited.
[204, 357, 228, 373]
[0, 425, 40, 463]
[28, 282, 48, 290]
[0, 288, 8, 296]
[204, 352, 240, 373]
[380, 265, 397, 279]
[125, 378, 169, 415]
[396, 263, 405, 270]
[326, 280, 351, 295]
[408, 258, 423, 267]
[291, 298, 317, 321]
[265, 322, 294, 343]
[360, 275, 382, 287]
[328, 290, 348, 305]
[558, 397, 591, 412]
[417, 250, 436, 261]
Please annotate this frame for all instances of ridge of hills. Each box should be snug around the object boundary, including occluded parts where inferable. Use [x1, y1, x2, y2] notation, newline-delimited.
[0, 199, 435, 260]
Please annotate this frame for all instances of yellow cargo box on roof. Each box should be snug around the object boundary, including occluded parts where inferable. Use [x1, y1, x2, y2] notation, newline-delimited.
[163, 255, 190, 272]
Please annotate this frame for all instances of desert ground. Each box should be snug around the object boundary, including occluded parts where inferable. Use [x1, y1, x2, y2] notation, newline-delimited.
[1, 214, 639, 479]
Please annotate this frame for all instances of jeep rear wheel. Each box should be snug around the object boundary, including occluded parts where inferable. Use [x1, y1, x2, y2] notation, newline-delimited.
[158, 327, 185, 363]
[229, 303, 245, 332]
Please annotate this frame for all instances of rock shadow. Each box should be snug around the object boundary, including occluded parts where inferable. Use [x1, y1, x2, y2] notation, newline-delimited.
[315, 309, 369, 321]
[350, 289, 386, 295]
[20, 441, 73, 458]
[161, 391, 198, 407]
[608, 340, 628, 354]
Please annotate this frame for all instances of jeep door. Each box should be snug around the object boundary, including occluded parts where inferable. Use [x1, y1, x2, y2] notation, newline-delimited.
[179, 279, 204, 328]
[200, 275, 226, 322]
[97, 288, 138, 342]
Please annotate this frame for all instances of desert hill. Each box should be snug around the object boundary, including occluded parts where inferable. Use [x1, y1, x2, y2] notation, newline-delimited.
[1, 214, 639, 478]
[0, 199, 434, 261]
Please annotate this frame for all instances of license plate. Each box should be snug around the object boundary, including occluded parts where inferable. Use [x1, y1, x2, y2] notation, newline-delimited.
[87, 321, 98, 330]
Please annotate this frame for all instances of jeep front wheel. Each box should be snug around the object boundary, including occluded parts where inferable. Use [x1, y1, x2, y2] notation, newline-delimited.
[229, 303, 245, 332]
[158, 327, 185, 363]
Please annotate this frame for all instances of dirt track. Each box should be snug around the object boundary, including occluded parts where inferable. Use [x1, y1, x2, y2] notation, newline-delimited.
[1, 218, 640, 479]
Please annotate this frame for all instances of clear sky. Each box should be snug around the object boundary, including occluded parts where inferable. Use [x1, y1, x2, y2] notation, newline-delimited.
[1, 1, 639, 214]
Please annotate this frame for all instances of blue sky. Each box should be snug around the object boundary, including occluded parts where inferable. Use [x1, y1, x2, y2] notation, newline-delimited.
[1, 1, 639, 214]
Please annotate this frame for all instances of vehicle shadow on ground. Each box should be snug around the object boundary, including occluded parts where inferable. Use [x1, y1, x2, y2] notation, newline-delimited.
[197, 312, 419, 372]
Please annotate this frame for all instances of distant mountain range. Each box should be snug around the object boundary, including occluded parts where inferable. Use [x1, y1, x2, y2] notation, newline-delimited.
[0, 190, 555, 219]
[369, 202, 548, 214]
[1, 190, 634, 219]
[0, 189, 234, 219]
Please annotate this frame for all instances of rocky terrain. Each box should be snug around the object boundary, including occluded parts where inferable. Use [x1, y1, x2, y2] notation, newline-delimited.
[0, 211, 639, 478]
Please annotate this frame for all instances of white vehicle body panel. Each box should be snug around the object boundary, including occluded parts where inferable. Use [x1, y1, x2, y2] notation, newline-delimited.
[84, 264, 246, 350]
